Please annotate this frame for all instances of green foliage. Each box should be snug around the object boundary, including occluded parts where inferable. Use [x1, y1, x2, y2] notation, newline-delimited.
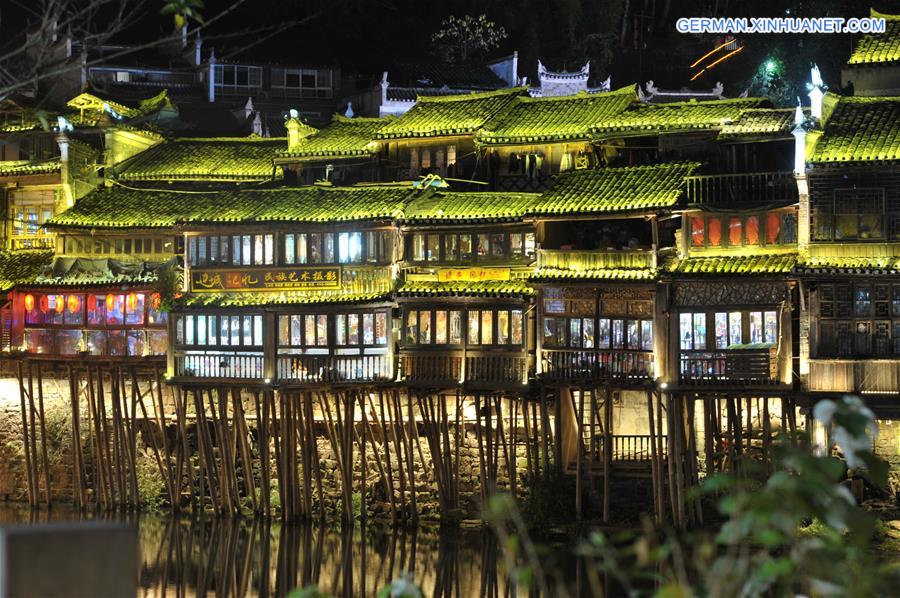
[160, 0, 205, 30]
[153, 263, 182, 313]
[431, 14, 507, 63]
[491, 396, 899, 597]
[375, 573, 424, 598]
[136, 448, 166, 512]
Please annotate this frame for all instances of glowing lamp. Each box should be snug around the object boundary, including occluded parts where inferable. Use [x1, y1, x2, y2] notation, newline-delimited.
[151, 292, 161, 310]
[39, 295, 49, 313]
[127, 293, 138, 311]
[24, 294, 34, 312]
[67, 294, 80, 314]
[106, 294, 116, 312]
[55, 296, 64, 314]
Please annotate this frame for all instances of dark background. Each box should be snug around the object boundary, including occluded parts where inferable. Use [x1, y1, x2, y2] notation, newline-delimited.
[5, 0, 900, 104]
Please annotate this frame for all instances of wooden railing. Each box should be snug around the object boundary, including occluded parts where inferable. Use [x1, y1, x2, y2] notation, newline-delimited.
[9, 235, 54, 250]
[536, 249, 654, 271]
[400, 352, 462, 384]
[807, 359, 900, 393]
[277, 353, 393, 383]
[579, 434, 668, 463]
[684, 171, 798, 205]
[543, 349, 654, 382]
[175, 352, 264, 379]
[465, 352, 528, 385]
[679, 347, 777, 385]
[400, 350, 528, 386]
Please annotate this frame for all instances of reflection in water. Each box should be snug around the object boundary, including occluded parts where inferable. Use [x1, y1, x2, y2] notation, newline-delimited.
[0, 505, 591, 597]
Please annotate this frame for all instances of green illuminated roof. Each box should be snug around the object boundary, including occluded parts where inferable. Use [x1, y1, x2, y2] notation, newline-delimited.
[47, 184, 410, 229]
[396, 279, 534, 298]
[666, 254, 797, 275]
[375, 88, 525, 139]
[529, 267, 656, 282]
[810, 96, 900, 163]
[718, 108, 802, 140]
[797, 256, 900, 274]
[592, 98, 768, 137]
[534, 162, 700, 214]
[0, 159, 61, 177]
[116, 136, 284, 181]
[0, 250, 53, 291]
[177, 291, 391, 308]
[847, 11, 900, 65]
[280, 115, 386, 160]
[477, 86, 636, 145]
[403, 190, 539, 222]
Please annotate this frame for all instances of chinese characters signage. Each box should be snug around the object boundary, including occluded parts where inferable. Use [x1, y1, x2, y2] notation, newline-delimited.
[436, 267, 511, 282]
[191, 268, 342, 292]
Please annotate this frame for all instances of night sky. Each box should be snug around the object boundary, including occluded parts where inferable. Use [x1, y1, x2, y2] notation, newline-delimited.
[5, 0, 900, 103]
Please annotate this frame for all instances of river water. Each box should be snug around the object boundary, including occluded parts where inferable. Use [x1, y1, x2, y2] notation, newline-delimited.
[0, 504, 600, 597]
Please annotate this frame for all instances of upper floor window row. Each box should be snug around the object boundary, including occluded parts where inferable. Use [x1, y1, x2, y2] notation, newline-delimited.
[409, 231, 535, 264]
[679, 309, 778, 351]
[63, 235, 175, 257]
[188, 231, 392, 268]
[214, 65, 263, 92]
[812, 188, 893, 242]
[690, 210, 797, 249]
[270, 68, 333, 98]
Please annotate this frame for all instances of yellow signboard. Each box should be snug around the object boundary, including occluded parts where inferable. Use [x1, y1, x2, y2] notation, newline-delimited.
[191, 267, 342, 292]
[436, 267, 511, 282]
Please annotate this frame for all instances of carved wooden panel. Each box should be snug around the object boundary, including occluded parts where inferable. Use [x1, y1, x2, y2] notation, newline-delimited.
[674, 281, 786, 307]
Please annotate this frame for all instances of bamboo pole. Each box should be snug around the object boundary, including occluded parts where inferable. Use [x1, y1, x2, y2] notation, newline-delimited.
[35, 362, 52, 505]
[16, 361, 35, 507]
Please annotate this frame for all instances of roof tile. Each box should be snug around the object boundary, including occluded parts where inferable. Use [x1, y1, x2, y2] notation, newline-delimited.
[117, 137, 283, 181]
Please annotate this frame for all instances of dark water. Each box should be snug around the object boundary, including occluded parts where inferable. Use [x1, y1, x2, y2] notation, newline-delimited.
[0, 504, 604, 597]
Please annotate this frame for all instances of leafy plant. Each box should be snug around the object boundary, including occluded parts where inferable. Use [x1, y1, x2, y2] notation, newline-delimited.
[161, 0, 205, 30]
[431, 15, 507, 63]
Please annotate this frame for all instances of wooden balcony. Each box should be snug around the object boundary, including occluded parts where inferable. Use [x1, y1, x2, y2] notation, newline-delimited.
[536, 248, 654, 271]
[679, 346, 778, 385]
[542, 349, 654, 384]
[400, 350, 528, 388]
[277, 353, 393, 384]
[9, 235, 54, 250]
[807, 359, 900, 394]
[175, 351, 264, 380]
[684, 171, 798, 205]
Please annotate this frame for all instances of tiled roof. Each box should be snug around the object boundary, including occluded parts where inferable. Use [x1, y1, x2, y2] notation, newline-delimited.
[847, 11, 900, 65]
[529, 267, 656, 282]
[592, 98, 769, 136]
[375, 88, 525, 139]
[0, 250, 54, 291]
[665, 254, 797, 275]
[533, 162, 700, 215]
[46, 184, 410, 229]
[396, 279, 534, 298]
[177, 291, 391, 308]
[116, 137, 284, 181]
[0, 159, 61, 177]
[476, 86, 637, 145]
[797, 256, 900, 274]
[810, 96, 900, 163]
[718, 108, 802, 140]
[403, 190, 539, 222]
[279, 116, 384, 160]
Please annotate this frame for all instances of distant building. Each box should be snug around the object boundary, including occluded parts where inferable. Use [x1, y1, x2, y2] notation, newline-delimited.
[842, 9, 900, 95]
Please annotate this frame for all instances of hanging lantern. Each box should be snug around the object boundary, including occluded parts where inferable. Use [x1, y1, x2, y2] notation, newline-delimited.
[151, 292, 161, 311]
[39, 295, 49, 313]
[106, 294, 116, 312]
[55, 296, 64, 314]
[24, 294, 34, 312]
[67, 294, 80, 314]
[126, 293, 138, 312]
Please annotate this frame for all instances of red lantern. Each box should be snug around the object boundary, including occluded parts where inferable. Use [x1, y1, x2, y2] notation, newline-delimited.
[150, 292, 161, 311]
[24, 294, 34, 312]
[67, 294, 80, 314]
[55, 296, 64, 314]
[106, 294, 116, 312]
[39, 295, 49, 313]
[126, 293, 138, 312]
